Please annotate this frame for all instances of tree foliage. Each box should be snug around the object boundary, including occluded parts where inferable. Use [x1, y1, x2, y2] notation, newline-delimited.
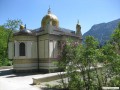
[0, 19, 22, 66]
[0, 26, 11, 66]
[56, 22, 120, 90]
[4, 19, 22, 55]
[4, 19, 22, 30]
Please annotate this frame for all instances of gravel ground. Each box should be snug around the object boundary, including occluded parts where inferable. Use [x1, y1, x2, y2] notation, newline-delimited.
[0, 69, 49, 90]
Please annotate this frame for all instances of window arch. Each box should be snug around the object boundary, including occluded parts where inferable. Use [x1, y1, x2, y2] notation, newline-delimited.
[19, 42, 25, 56]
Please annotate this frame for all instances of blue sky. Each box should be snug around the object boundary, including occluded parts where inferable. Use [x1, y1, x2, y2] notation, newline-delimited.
[0, 0, 120, 34]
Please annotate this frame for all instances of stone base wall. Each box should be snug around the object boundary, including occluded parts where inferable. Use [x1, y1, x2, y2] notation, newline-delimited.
[13, 59, 38, 72]
[39, 58, 58, 73]
[13, 58, 59, 73]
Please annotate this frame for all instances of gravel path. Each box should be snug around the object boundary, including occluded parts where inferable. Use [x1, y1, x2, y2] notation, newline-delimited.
[0, 69, 42, 90]
[0, 68, 67, 90]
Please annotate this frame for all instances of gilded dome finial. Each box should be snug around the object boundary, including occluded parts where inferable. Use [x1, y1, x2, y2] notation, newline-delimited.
[20, 25, 24, 30]
[48, 6, 51, 14]
[41, 7, 59, 28]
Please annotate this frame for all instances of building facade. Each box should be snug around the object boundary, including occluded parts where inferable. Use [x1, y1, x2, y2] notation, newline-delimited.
[8, 8, 82, 72]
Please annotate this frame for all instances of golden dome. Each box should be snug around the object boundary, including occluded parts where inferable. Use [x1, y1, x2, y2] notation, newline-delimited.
[41, 8, 59, 28]
[20, 25, 25, 30]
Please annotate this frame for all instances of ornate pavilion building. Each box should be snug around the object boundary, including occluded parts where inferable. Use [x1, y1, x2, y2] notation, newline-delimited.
[8, 8, 82, 72]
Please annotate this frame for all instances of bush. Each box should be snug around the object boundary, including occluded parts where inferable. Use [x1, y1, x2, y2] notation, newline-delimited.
[56, 35, 120, 90]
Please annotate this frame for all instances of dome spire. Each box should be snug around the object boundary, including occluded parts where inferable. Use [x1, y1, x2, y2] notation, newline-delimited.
[77, 19, 79, 25]
[48, 6, 51, 14]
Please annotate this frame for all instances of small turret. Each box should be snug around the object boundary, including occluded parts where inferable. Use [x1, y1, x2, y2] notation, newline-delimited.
[20, 25, 25, 31]
[76, 20, 82, 37]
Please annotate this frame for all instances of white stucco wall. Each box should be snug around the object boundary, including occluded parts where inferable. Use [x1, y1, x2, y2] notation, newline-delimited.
[8, 42, 14, 59]
[45, 40, 49, 58]
[53, 40, 58, 58]
[14, 41, 19, 57]
[49, 40, 54, 58]
[26, 41, 32, 58]
[13, 35, 37, 59]
[48, 40, 58, 58]
[32, 41, 37, 58]
[39, 40, 45, 58]
[13, 41, 37, 59]
[12, 35, 59, 60]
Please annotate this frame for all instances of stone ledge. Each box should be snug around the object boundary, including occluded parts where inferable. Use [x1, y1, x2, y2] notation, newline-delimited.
[32, 72, 66, 85]
[32, 65, 103, 85]
[0, 66, 13, 70]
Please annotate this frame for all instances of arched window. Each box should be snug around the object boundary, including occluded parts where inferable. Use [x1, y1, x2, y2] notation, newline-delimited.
[19, 42, 25, 56]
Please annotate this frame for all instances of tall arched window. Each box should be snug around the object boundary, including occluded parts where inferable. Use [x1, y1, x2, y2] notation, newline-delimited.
[19, 42, 25, 56]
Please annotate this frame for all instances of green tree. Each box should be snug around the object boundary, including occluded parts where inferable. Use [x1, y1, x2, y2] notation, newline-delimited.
[97, 22, 120, 87]
[0, 26, 11, 66]
[106, 22, 120, 87]
[3, 19, 22, 57]
[83, 36, 102, 90]
[111, 22, 120, 54]
[55, 23, 120, 90]
[0, 19, 22, 66]
[56, 37, 103, 90]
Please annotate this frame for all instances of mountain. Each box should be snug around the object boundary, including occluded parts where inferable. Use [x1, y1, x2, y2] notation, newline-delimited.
[83, 18, 120, 45]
